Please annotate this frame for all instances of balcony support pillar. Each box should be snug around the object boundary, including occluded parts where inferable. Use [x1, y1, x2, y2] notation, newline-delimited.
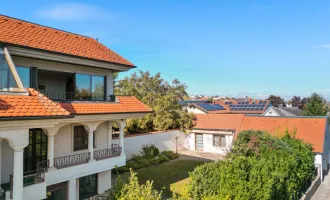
[88, 130, 95, 162]
[12, 147, 24, 200]
[108, 123, 113, 148]
[116, 120, 126, 155]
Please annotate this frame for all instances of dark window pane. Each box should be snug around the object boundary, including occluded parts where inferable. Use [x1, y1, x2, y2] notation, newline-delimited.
[76, 74, 91, 99]
[16, 66, 30, 87]
[79, 174, 97, 200]
[0, 53, 18, 90]
[36, 144, 41, 156]
[92, 76, 104, 100]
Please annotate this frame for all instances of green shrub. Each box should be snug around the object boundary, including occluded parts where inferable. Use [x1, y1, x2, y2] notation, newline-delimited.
[186, 130, 315, 200]
[161, 151, 180, 160]
[140, 144, 160, 159]
[104, 170, 161, 200]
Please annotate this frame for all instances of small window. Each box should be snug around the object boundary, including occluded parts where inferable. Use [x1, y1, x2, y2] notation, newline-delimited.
[213, 135, 226, 147]
[73, 126, 96, 151]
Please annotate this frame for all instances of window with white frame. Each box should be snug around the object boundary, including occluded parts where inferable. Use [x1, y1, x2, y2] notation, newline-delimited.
[213, 135, 226, 147]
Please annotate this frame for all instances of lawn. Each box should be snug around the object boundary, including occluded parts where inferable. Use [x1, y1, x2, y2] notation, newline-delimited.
[136, 159, 206, 198]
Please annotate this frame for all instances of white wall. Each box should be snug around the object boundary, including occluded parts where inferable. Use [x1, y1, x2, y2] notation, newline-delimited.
[185, 133, 232, 155]
[187, 106, 206, 114]
[98, 170, 111, 194]
[54, 122, 108, 158]
[263, 109, 278, 116]
[112, 130, 186, 159]
[202, 134, 233, 154]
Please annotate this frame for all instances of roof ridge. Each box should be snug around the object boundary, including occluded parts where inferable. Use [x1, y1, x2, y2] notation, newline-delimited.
[0, 14, 91, 39]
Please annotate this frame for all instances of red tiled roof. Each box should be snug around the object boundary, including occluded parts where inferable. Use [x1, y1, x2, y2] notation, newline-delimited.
[0, 90, 152, 118]
[0, 88, 70, 117]
[193, 114, 328, 153]
[59, 96, 152, 115]
[0, 15, 134, 66]
[193, 114, 245, 131]
[239, 116, 327, 153]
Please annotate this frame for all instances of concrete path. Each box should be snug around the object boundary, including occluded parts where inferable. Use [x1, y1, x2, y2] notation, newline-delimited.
[178, 149, 224, 162]
[311, 175, 330, 200]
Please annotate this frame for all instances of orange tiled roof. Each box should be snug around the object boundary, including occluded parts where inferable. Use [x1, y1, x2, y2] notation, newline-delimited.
[59, 96, 152, 114]
[193, 114, 327, 153]
[239, 116, 327, 153]
[193, 114, 245, 132]
[0, 15, 134, 67]
[0, 88, 70, 117]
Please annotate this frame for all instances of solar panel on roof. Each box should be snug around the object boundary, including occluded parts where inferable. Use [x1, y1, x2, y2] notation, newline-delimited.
[197, 103, 226, 111]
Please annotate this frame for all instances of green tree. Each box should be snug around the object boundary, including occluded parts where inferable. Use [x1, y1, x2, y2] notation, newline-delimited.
[302, 93, 328, 116]
[104, 170, 161, 200]
[115, 70, 195, 132]
[267, 95, 286, 107]
[186, 130, 315, 200]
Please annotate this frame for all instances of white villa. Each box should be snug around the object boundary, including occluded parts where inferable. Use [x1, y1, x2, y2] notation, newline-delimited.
[0, 15, 151, 200]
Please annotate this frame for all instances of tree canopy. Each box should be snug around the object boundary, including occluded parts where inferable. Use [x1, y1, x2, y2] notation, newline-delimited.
[302, 92, 328, 116]
[185, 130, 315, 200]
[289, 96, 309, 109]
[267, 95, 286, 107]
[115, 70, 195, 133]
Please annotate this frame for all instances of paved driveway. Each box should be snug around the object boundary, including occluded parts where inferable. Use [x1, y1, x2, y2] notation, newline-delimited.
[178, 149, 224, 162]
[312, 175, 330, 200]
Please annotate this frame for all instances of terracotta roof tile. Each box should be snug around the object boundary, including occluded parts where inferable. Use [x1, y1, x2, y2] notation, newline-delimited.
[193, 114, 245, 131]
[0, 15, 134, 66]
[193, 114, 328, 153]
[59, 96, 152, 115]
[0, 88, 70, 117]
[239, 116, 327, 153]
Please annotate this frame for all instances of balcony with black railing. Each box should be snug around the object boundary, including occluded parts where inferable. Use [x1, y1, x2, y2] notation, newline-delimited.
[39, 91, 117, 102]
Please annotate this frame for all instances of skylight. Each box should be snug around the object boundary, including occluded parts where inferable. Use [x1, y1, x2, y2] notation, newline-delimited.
[0, 46, 25, 93]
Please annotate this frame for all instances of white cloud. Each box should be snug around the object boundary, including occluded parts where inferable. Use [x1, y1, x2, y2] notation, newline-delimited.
[37, 3, 108, 21]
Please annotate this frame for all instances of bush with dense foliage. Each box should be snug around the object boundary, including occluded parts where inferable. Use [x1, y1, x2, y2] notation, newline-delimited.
[185, 130, 315, 200]
[117, 144, 179, 173]
[115, 70, 195, 132]
[103, 170, 161, 200]
[302, 92, 328, 116]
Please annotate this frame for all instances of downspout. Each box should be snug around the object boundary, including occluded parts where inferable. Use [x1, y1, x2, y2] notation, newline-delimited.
[321, 157, 324, 183]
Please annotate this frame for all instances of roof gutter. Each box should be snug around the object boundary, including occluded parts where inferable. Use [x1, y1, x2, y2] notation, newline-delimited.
[0, 115, 74, 121]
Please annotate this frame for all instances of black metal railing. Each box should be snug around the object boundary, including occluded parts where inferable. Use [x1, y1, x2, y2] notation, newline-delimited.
[9, 160, 48, 199]
[40, 91, 116, 102]
[54, 152, 91, 169]
[94, 144, 122, 160]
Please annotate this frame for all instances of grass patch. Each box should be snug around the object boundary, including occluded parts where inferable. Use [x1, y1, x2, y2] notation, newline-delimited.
[136, 159, 205, 198]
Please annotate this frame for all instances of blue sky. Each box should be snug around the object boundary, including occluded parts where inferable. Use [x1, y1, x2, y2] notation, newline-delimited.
[1, 1, 330, 100]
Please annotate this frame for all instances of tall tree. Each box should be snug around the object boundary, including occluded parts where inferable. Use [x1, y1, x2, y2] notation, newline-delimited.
[115, 70, 195, 132]
[289, 96, 309, 109]
[267, 95, 286, 107]
[302, 93, 328, 116]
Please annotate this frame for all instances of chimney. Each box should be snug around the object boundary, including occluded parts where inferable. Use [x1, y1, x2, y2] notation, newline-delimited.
[278, 104, 283, 108]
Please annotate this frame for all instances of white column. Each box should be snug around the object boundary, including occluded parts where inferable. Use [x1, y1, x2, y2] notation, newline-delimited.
[88, 130, 95, 161]
[12, 148, 24, 200]
[108, 123, 113, 148]
[68, 178, 77, 200]
[119, 127, 124, 155]
[47, 134, 55, 168]
[98, 170, 111, 194]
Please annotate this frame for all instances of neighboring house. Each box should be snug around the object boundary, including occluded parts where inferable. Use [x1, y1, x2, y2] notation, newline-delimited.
[0, 15, 151, 200]
[187, 100, 271, 115]
[263, 105, 302, 117]
[179, 100, 211, 111]
[186, 114, 329, 179]
[186, 114, 245, 154]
